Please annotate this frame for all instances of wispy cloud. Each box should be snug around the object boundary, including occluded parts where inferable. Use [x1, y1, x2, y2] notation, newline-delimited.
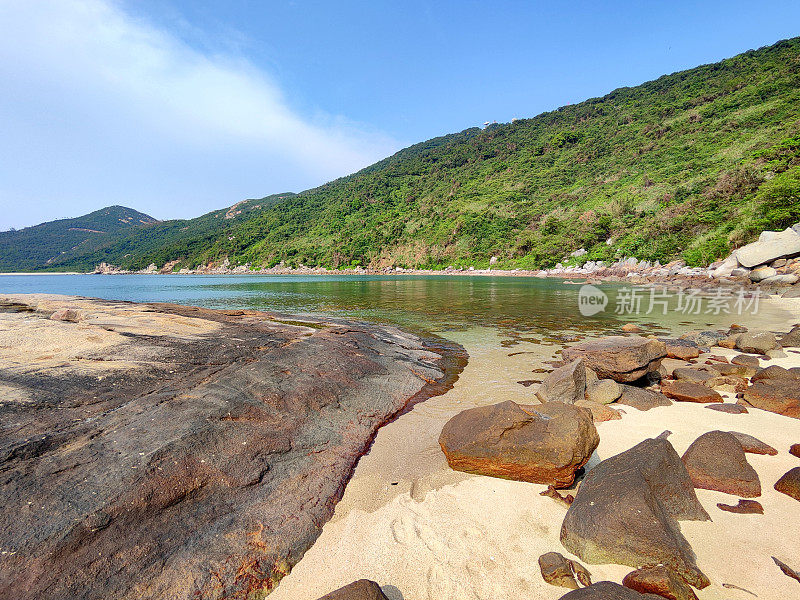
[0, 0, 399, 228]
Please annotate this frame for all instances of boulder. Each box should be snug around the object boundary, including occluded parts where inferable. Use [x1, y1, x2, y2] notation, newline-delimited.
[681, 431, 761, 497]
[536, 359, 587, 404]
[576, 400, 623, 423]
[678, 330, 726, 347]
[742, 381, 800, 419]
[752, 365, 800, 381]
[790, 443, 800, 458]
[616, 386, 672, 411]
[706, 374, 748, 393]
[705, 403, 748, 414]
[749, 266, 777, 282]
[782, 286, 800, 298]
[672, 367, 714, 383]
[717, 499, 763, 514]
[735, 331, 779, 355]
[779, 326, 800, 347]
[728, 431, 778, 455]
[660, 339, 700, 361]
[560, 437, 711, 589]
[622, 565, 698, 600]
[735, 228, 800, 268]
[538, 552, 591, 589]
[562, 336, 666, 383]
[661, 381, 722, 404]
[622, 323, 645, 333]
[317, 580, 389, 600]
[558, 581, 663, 599]
[585, 379, 622, 404]
[761, 274, 800, 285]
[774, 467, 800, 501]
[711, 254, 739, 278]
[439, 400, 599, 487]
[49, 307, 84, 322]
[709, 363, 757, 378]
[731, 354, 760, 368]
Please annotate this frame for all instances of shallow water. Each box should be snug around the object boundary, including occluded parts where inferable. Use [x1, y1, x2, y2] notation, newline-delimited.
[0, 273, 786, 338]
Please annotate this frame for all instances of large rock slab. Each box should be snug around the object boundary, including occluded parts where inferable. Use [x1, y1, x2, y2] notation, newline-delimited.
[742, 380, 800, 418]
[439, 400, 599, 487]
[558, 580, 672, 599]
[681, 431, 761, 497]
[317, 580, 389, 600]
[661, 381, 722, 404]
[560, 438, 711, 589]
[536, 358, 587, 404]
[735, 229, 800, 268]
[0, 295, 459, 600]
[562, 336, 666, 383]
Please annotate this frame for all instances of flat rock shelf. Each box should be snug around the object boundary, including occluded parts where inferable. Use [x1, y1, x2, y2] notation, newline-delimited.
[0, 294, 465, 600]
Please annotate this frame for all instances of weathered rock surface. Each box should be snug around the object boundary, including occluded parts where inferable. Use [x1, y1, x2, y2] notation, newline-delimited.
[681, 431, 761, 497]
[774, 467, 800, 501]
[539, 552, 592, 589]
[439, 400, 599, 487]
[672, 367, 714, 383]
[790, 443, 800, 458]
[705, 403, 748, 414]
[731, 354, 760, 368]
[752, 364, 800, 381]
[710, 363, 757, 378]
[728, 431, 778, 455]
[616, 385, 671, 411]
[560, 437, 710, 589]
[735, 330, 779, 355]
[717, 499, 764, 514]
[562, 336, 666, 383]
[317, 580, 389, 600]
[742, 380, 800, 418]
[536, 358, 587, 404]
[661, 381, 723, 404]
[622, 565, 699, 600]
[735, 228, 800, 268]
[575, 399, 623, 422]
[558, 580, 671, 599]
[661, 338, 700, 361]
[585, 378, 622, 404]
[0, 295, 460, 600]
[780, 326, 800, 347]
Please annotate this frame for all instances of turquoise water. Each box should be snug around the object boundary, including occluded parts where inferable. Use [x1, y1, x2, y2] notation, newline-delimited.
[0, 273, 781, 337]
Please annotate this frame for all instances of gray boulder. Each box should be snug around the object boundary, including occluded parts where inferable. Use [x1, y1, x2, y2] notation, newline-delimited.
[586, 379, 622, 404]
[560, 438, 711, 589]
[536, 359, 587, 404]
[735, 330, 779, 354]
[750, 266, 777, 282]
[736, 229, 800, 268]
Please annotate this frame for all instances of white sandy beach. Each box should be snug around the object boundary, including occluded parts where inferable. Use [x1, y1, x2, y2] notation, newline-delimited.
[272, 297, 800, 600]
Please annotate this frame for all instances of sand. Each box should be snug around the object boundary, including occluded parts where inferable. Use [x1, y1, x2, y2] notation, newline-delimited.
[271, 298, 800, 600]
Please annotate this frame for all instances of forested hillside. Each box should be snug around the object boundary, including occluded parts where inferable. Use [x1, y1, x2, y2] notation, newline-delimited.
[15, 37, 800, 272]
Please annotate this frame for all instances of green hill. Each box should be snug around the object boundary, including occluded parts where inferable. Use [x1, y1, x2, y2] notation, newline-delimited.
[0, 206, 158, 272]
[19, 37, 800, 272]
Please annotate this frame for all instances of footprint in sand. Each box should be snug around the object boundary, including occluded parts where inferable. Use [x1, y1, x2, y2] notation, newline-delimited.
[415, 520, 448, 555]
[390, 513, 416, 545]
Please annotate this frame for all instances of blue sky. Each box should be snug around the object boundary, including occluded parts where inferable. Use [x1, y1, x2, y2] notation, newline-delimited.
[1, 1, 799, 230]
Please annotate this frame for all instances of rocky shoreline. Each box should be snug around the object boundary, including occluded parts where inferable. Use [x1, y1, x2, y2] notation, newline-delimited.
[85, 225, 800, 298]
[0, 295, 464, 600]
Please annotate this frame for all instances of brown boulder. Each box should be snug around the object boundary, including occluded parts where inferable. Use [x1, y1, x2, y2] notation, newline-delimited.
[790, 443, 800, 458]
[735, 330, 779, 355]
[672, 367, 714, 383]
[752, 365, 800, 381]
[742, 380, 800, 418]
[779, 325, 800, 348]
[317, 580, 389, 600]
[616, 386, 672, 411]
[538, 552, 592, 589]
[661, 338, 700, 361]
[560, 438, 711, 589]
[774, 467, 800, 501]
[536, 358, 587, 404]
[439, 400, 599, 487]
[559, 581, 664, 599]
[585, 379, 623, 404]
[562, 336, 666, 383]
[49, 307, 84, 322]
[717, 499, 764, 514]
[705, 403, 748, 414]
[661, 381, 722, 404]
[622, 565, 698, 600]
[681, 431, 761, 497]
[576, 399, 623, 423]
[731, 354, 760, 368]
[728, 431, 778, 455]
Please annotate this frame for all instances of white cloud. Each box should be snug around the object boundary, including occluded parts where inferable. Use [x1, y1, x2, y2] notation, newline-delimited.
[0, 0, 399, 228]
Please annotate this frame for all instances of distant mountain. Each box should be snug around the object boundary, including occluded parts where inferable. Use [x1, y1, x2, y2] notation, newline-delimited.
[0, 206, 157, 272]
[9, 37, 800, 272]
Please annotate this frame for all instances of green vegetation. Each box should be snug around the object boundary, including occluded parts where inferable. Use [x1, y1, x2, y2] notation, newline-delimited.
[9, 37, 800, 272]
